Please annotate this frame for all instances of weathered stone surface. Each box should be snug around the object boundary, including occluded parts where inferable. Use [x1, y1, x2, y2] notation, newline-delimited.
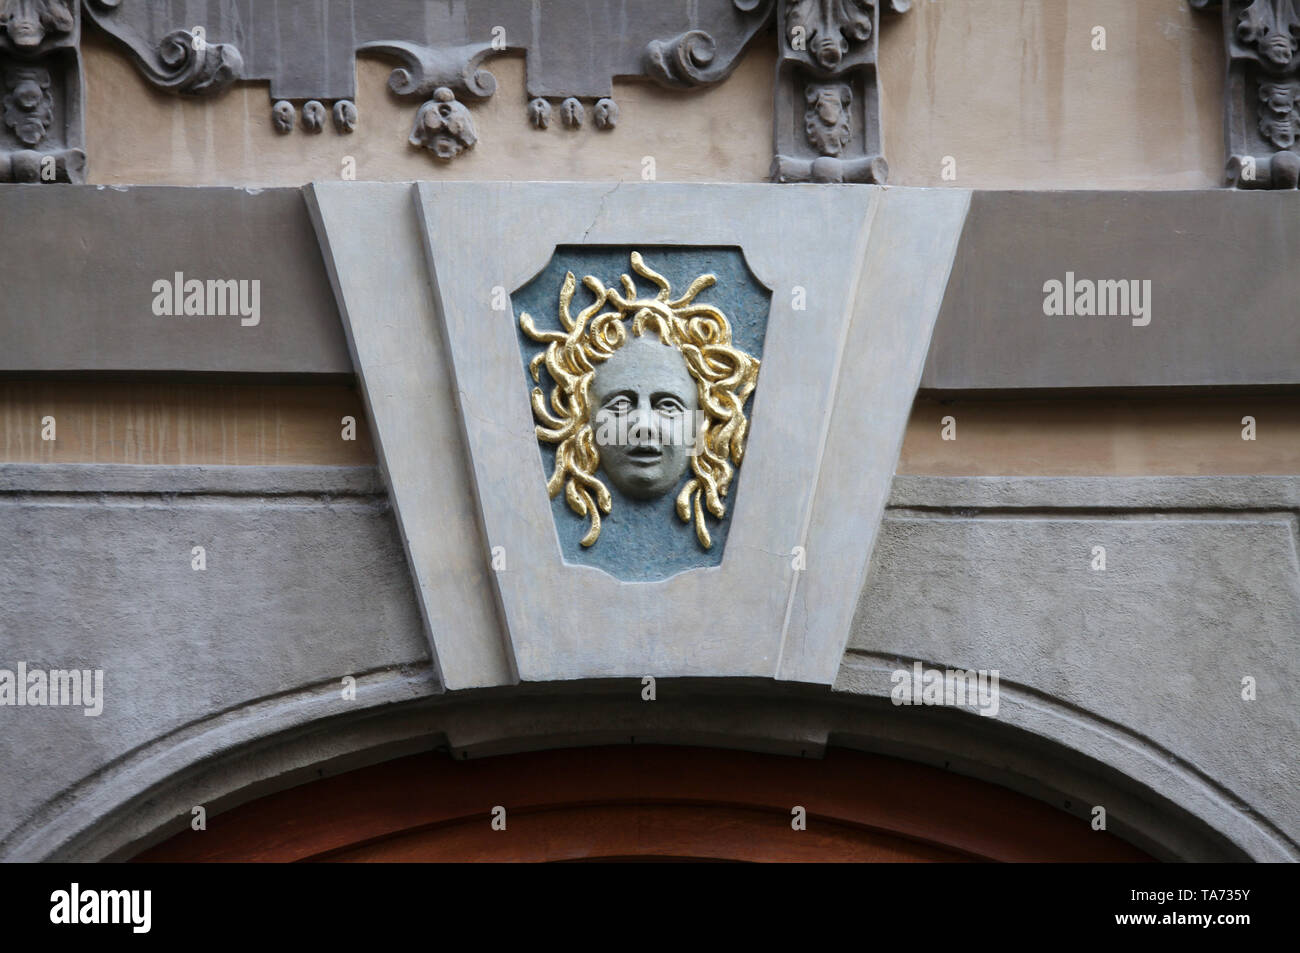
[843, 473, 1300, 860]
[81, 0, 775, 168]
[2, 186, 1299, 388]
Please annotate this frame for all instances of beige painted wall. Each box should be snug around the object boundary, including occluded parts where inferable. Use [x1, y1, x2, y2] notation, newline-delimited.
[7, 384, 1294, 476]
[880, 0, 1223, 188]
[0, 382, 373, 466]
[83, 0, 1225, 189]
[899, 397, 1300, 476]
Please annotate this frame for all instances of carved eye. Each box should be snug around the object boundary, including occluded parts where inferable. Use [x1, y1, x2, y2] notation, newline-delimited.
[654, 397, 686, 416]
[604, 396, 633, 416]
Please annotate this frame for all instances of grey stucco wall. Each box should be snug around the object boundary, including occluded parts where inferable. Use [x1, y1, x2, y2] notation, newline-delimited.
[843, 475, 1300, 862]
[0, 465, 1294, 861]
[0, 464, 433, 860]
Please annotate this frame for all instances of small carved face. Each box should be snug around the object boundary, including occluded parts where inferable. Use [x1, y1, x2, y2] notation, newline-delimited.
[788, 0, 874, 70]
[3, 68, 52, 145]
[1261, 82, 1296, 115]
[590, 333, 700, 500]
[1238, 0, 1300, 68]
[411, 88, 477, 159]
[0, 0, 73, 49]
[1262, 30, 1297, 67]
[805, 83, 852, 157]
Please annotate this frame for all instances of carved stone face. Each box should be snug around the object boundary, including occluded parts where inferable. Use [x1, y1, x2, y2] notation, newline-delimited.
[590, 333, 699, 500]
[410, 88, 477, 160]
[805, 83, 852, 156]
[0, 0, 73, 49]
[3, 67, 52, 145]
[1238, 0, 1300, 68]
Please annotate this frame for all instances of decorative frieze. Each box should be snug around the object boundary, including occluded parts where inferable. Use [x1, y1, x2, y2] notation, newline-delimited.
[0, 0, 80, 181]
[4, 0, 909, 181]
[772, 0, 910, 183]
[1194, 0, 1300, 187]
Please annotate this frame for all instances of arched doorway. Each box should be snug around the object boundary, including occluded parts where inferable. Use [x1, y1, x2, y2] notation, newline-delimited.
[135, 745, 1151, 862]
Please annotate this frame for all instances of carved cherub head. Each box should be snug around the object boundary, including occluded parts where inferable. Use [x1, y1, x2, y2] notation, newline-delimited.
[3, 65, 53, 146]
[409, 87, 476, 159]
[520, 253, 760, 549]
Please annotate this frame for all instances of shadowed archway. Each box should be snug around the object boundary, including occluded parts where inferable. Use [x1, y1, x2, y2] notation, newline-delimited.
[136, 745, 1152, 862]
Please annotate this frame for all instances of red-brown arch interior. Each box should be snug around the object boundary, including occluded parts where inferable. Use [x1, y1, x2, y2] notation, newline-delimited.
[134, 745, 1153, 862]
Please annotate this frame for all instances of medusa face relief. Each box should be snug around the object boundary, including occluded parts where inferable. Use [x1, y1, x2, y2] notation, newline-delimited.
[520, 252, 760, 550]
[589, 331, 700, 501]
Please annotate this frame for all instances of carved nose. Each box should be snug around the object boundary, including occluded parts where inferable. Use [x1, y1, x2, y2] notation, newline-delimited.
[814, 37, 842, 68]
[627, 408, 658, 445]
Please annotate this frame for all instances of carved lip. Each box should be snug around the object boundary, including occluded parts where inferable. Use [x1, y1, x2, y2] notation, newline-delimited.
[625, 446, 663, 464]
[9, 25, 41, 47]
